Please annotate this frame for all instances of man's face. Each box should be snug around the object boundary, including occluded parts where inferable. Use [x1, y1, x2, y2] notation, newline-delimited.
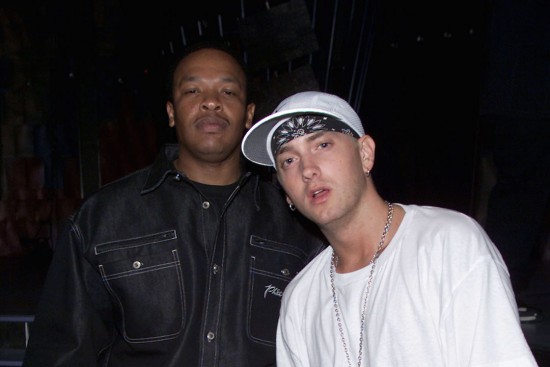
[276, 131, 369, 228]
[166, 48, 255, 164]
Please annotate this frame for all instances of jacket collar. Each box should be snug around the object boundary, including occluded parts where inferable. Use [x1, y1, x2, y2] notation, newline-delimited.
[141, 144, 180, 195]
[140, 144, 256, 196]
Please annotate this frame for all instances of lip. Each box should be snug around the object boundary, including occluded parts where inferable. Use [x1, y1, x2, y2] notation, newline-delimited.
[309, 186, 330, 203]
[195, 116, 228, 132]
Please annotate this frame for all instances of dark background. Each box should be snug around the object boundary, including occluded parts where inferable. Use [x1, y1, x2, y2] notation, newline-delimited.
[0, 0, 486, 254]
[3, 1, 550, 365]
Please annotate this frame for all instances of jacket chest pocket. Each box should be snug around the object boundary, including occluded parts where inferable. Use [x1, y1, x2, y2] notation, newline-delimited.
[96, 230, 185, 343]
[248, 235, 308, 346]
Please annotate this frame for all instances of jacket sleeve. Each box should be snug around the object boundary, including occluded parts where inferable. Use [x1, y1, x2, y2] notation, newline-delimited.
[22, 219, 112, 367]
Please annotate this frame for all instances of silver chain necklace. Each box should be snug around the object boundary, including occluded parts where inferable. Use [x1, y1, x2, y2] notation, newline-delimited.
[330, 201, 393, 367]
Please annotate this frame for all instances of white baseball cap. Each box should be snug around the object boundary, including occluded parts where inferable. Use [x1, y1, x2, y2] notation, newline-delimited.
[242, 91, 365, 167]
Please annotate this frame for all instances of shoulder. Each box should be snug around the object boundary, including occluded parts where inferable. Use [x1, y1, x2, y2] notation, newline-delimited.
[398, 205, 504, 269]
[403, 204, 475, 222]
[75, 166, 153, 215]
[253, 175, 286, 198]
[401, 205, 485, 237]
[92, 166, 151, 196]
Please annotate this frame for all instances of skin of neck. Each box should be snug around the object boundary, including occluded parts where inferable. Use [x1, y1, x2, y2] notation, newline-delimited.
[323, 188, 395, 273]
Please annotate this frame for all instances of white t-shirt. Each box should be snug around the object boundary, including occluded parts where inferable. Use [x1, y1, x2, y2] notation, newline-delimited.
[277, 205, 538, 367]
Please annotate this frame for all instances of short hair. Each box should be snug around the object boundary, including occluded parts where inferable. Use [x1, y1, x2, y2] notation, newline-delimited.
[164, 38, 250, 103]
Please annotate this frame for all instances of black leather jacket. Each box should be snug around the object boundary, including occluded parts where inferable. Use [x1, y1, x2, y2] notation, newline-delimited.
[23, 144, 325, 367]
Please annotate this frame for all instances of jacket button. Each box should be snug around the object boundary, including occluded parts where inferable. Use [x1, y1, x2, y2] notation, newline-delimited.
[206, 331, 215, 342]
[202, 201, 210, 209]
[213, 264, 220, 274]
[132, 261, 143, 269]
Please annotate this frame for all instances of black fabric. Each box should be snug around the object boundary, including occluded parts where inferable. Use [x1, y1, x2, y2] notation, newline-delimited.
[192, 180, 239, 214]
[22, 144, 326, 367]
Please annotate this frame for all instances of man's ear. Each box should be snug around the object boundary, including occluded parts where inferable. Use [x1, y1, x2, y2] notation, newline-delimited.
[167, 102, 175, 127]
[245, 102, 256, 129]
[359, 135, 375, 172]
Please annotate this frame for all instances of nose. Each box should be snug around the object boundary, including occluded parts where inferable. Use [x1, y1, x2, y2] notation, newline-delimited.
[301, 155, 319, 182]
[201, 93, 222, 111]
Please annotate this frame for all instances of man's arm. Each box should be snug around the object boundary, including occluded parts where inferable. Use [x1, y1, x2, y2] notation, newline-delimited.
[440, 231, 538, 366]
[22, 220, 112, 367]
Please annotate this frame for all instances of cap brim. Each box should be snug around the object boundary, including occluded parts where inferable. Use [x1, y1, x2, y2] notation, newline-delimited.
[242, 108, 342, 166]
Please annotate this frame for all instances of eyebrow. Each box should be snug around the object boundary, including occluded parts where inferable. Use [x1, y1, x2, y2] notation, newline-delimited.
[177, 75, 240, 88]
[277, 131, 328, 156]
[305, 131, 327, 142]
[184, 74, 239, 82]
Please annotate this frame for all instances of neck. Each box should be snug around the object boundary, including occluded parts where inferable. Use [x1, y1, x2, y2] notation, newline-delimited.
[327, 200, 396, 273]
[174, 155, 242, 185]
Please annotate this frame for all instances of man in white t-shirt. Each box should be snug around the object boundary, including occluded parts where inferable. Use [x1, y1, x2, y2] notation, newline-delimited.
[241, 91, 537, 366]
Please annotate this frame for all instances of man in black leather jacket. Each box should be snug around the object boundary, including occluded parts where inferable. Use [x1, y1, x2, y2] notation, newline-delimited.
[22, 41, 325, 367]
